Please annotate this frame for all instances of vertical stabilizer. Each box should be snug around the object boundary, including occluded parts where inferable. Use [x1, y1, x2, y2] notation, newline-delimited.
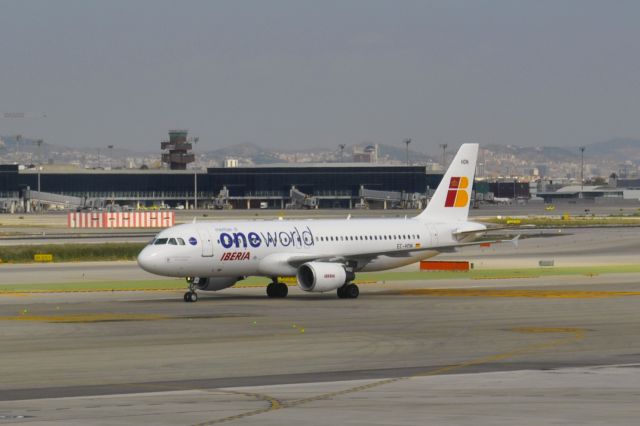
[416, 143, 479, 222]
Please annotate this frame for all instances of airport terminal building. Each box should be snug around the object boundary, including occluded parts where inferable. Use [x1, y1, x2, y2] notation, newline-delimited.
[0, 163, 442, 211]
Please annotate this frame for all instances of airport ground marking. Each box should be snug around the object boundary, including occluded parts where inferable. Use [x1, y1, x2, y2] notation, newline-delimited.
[189, 327, 586, 425]
[190, 389, 282, 426]
[397, 288, 640, 299]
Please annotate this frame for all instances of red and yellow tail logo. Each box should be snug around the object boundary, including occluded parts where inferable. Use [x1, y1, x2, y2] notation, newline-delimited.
[444, 176, 469, 207]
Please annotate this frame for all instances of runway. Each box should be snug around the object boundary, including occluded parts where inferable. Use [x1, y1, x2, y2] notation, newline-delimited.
[1, 273, 640, 424]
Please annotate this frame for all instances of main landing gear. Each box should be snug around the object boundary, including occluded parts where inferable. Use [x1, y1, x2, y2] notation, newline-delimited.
[184, 277, 198, 303]
[337, 283, 359, 299]
[266, 281, 288, 298]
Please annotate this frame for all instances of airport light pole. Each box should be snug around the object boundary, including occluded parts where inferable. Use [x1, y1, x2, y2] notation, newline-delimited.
[36, 139, 43, 192]
[579, 146, 585, 191]
[439, 143, 448, 169]
[339, 144, 346, 162]
[404, 138, 412, 165]
[15, 134, 22, 161]
[192, 137, 199, 210]
[107, 145, 114, 169]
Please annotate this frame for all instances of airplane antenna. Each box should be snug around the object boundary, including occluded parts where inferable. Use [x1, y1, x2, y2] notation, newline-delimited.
[346, 214, 351, 220]
[192, 217, 197, 223]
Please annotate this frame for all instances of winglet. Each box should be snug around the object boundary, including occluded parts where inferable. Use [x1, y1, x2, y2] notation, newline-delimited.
[511, 234, 520, 248]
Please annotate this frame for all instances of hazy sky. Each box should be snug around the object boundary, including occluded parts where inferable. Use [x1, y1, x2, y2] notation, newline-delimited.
[1, 0, 639, 154]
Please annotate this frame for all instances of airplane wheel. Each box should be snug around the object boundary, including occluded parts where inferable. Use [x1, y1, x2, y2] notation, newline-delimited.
[345, 284, 359, 299]
[184, 292, 190, 302]
[277, 283, 288, 298]
[190, 292, 198, 302]
[266, 283, 276, 298]
[337, 286, 347, 299]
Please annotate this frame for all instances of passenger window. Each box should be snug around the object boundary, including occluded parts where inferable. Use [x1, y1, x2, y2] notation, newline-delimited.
[177, 238, 185, 245]
[154, 238, 168, 245]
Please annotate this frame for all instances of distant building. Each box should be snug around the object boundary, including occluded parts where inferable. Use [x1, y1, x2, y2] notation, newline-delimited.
[352, 144, 378, 163]
[223, 158, 239, 168]
[536, 177, 640, 203]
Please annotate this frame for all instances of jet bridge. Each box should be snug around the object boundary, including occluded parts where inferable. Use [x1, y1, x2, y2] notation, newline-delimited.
[358, 186, 425, 209]
[286, 186, 318, 209]
[22, 188, 104, 212]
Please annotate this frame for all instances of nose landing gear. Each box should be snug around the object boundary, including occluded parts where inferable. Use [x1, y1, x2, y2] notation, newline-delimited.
[184, 277, 199, 303]
[184, 291, 198, 302]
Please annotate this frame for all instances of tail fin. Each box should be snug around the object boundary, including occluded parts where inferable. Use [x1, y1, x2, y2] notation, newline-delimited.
[416, 143, 479, 222]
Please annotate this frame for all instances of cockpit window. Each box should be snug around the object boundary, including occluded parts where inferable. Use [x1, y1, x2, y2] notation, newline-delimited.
[168, 238, 177, 245]
[154, 238, 169, 245]
[177, 238, 185, 245]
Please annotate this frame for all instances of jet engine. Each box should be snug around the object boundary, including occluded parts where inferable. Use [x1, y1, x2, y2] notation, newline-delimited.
[296, 262, 350, 292]
[190, 276, 243, 291]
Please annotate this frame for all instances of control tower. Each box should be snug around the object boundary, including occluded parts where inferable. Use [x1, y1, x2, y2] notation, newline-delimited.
[161, 130, 195, 170]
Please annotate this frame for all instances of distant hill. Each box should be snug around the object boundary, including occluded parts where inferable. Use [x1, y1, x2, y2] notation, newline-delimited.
[483, 139, 640, 163]
[585, 138, 640, 161]
[484, 144, 577, 163]
[376, 144, 434, 163]
[203, 142, 281, 164]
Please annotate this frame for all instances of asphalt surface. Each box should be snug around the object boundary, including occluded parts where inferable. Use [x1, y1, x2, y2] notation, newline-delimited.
[1, 225, 640, 424]
[1, 277, 640, 424]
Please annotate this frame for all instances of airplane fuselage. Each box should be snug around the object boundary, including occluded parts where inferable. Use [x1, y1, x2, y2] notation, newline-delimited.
[138, 218, 475, 279]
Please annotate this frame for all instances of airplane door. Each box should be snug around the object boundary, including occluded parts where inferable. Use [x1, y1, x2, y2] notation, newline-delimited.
[197, 229, 214, 257]
[429, 225, 439, 247]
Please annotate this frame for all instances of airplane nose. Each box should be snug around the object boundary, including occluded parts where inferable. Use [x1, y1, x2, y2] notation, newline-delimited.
[137, 246, 162, 275]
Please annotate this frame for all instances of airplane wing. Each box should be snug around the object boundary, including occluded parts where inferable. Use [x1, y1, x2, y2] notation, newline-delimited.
[278, 235, 520, 268]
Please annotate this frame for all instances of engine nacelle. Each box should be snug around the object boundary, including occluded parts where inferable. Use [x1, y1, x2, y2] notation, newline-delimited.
[297, 262, 347, 292]
[191, 276, 243, 291]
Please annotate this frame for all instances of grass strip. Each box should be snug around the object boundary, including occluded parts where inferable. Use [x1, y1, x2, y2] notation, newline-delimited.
[2, 264, 640, 293]
[0, 243, 146, 263]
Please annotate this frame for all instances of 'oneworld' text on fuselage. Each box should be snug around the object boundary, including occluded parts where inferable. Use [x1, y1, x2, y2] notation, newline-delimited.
[218, 226, 315, 249]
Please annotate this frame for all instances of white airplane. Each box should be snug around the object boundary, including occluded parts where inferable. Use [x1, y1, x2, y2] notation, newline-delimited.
[138, 143, 502, 302]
